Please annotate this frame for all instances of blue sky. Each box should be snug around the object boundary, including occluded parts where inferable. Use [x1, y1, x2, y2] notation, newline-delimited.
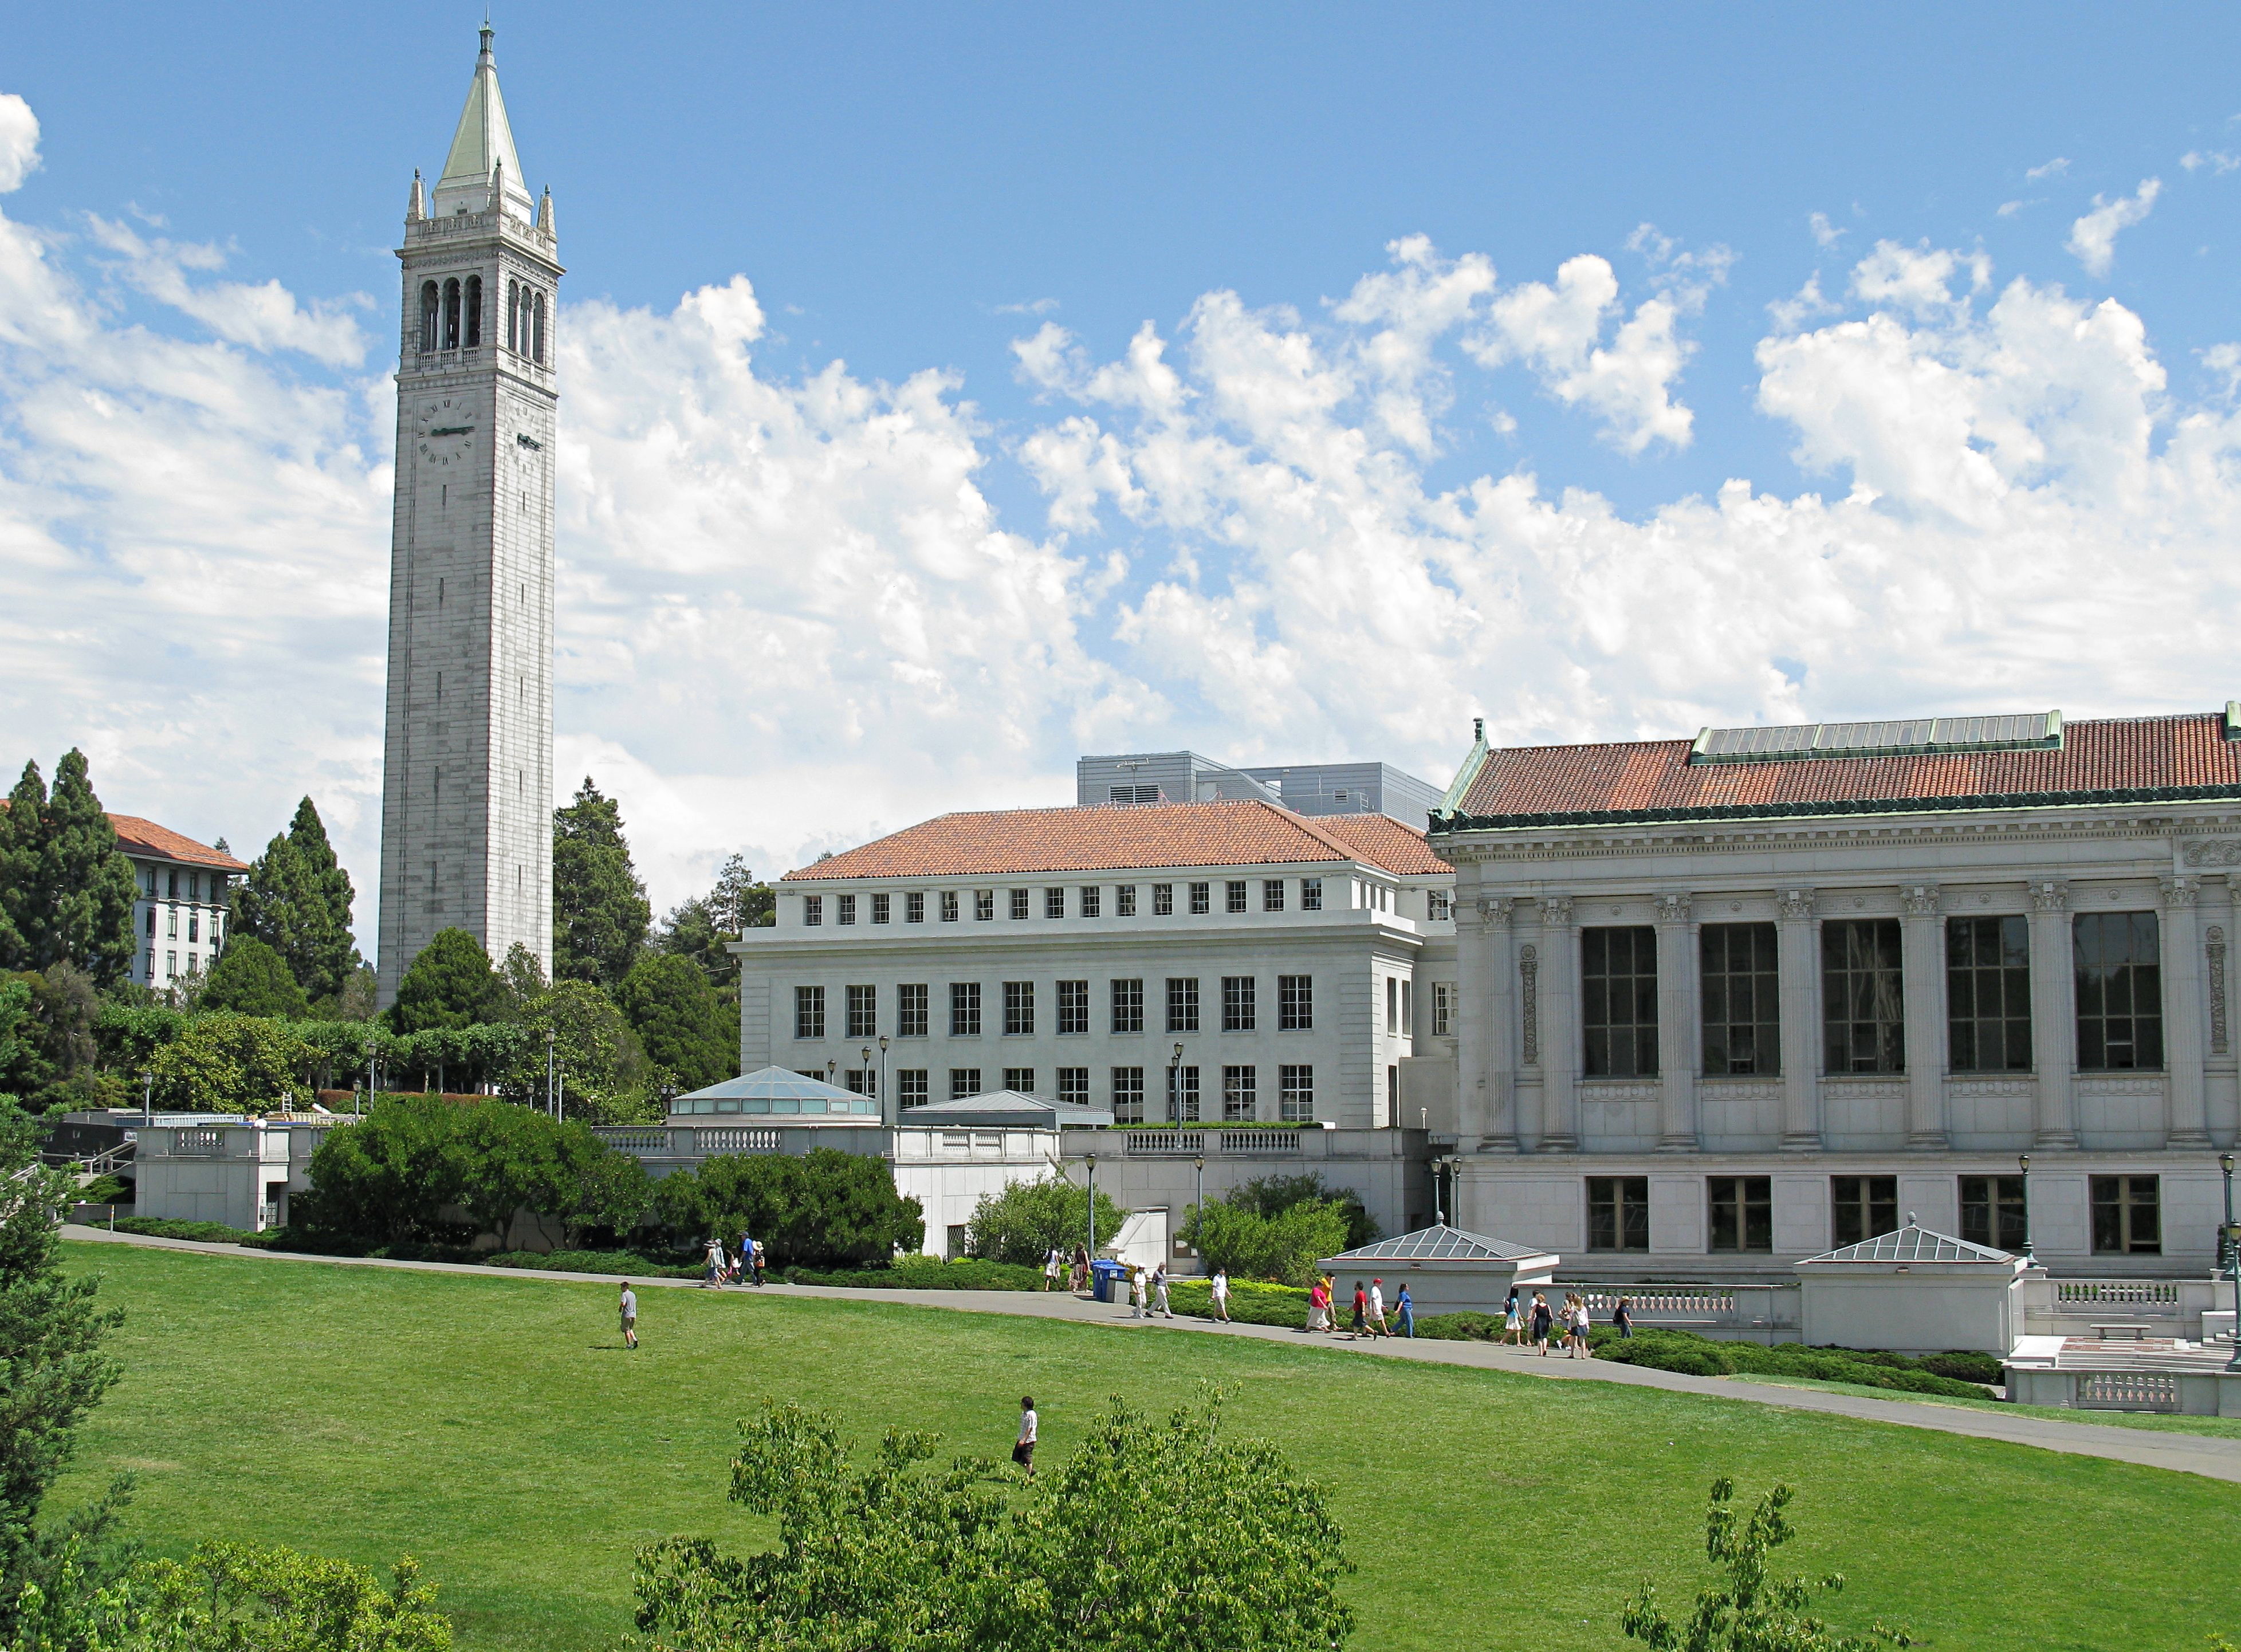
[4, 4, 2240, 952]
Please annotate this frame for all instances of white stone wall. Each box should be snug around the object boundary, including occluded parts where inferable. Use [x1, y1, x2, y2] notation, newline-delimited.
[127, 858, 230, 990]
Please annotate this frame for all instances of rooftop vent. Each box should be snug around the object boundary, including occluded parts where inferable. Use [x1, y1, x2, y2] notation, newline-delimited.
[1688, 711, 2062, 766]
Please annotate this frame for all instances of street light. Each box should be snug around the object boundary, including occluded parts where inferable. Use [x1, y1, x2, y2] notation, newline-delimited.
[2017, 1153, 2034, 1265]
[2220, 1151, 2239, 1372]
[1084, 1151, 1098, 1265]
[1434, 1156, 1449, 1227]
[1168, 1041, 1185, 1126]
[878, 1036, 891, 1126]
[140, 1068, 153, 1128]
[545, 1029, 556, 1119]
[860, 1044, 874, 1110]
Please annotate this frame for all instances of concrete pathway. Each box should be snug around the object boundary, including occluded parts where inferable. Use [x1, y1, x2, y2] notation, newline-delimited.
[62, 1226, 2241, 1485]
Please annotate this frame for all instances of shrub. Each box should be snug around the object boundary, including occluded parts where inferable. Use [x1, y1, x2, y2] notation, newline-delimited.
[198, 935, 310, 1020]
[1179, 1198, 1352, 1287]
[1163, 1277, 1312, 1328]
[1413, 1310, 1507, 1342]
[962, 1176, 1127, 1265]
[481, 1248, 700, 1280]
[1589, 1327, 1989, 1398]
[112, 1216, 274, 1246]
[784, 1257, 1045, 1291]
[654, 1148, 923, 1268]
[132, 1538, 454, 1651]
[148, 1013, 317, 1114]
[1224, 1172, 1381, 1250]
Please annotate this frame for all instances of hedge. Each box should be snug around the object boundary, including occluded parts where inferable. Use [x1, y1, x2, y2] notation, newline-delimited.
[1587, 1327, 1990, 1398]
[1163, 1277, 1312, 1328]
[784, 1257, 1045, 1291]
[480, 1247, 701, 1279]
[111, 1217, 278, 1246]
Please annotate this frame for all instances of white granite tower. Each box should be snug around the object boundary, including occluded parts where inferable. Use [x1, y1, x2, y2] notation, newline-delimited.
[377, 25, 561, 1003]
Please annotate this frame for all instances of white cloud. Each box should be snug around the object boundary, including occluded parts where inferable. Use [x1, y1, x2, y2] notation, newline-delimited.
[1809, 211, 1844, 249]
[1995, 199, 2026, 218]
[2182, 150, 2241, 174]
[87, 216, 369, 367]
[0, 94, 38, 193]
[2027, 157, 2070, 180]
[2066, 177, 2161, 278]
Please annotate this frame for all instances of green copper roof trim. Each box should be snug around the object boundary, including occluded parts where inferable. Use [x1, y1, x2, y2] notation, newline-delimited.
[1428, 780, 2241, 836]
[1433, 718, 1491, 821]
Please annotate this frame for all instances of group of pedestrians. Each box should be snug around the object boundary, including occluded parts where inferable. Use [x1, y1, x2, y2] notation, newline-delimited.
[699, 1232, 767, 1289]
[1128, 1261, 1176, 1319]
[1300, 1275, 1412, 1338]
[1497, 1286, 1630, 1355]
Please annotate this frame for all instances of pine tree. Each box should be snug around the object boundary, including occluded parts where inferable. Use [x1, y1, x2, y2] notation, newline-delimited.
[201, 935, 313, 1019]
[30, 752, 137, 985]
[387, 927, 504, 1032]
[654, 852, 773, 1008]
[232, 796, 361, 1006]
[0, 760, 43, 970]
[552, 777, 651, 991]
[616, 951, 737, 1091]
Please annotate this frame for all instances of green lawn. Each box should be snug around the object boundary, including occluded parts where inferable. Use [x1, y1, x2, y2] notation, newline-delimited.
[54, 1243, 2241, 1652]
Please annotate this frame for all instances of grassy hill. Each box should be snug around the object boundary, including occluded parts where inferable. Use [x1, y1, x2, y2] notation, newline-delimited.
[54, 1242, 2241, 1652]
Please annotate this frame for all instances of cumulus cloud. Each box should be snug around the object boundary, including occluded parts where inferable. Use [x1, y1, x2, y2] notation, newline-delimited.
[2181, 150, 2241, 175]
[1809, 212, 1844, 249]
[2027, 157, 2070, 180]
[2066, 177, 2161, 277]
[85, 217, 369, 367]
[0, 94, 37, 193]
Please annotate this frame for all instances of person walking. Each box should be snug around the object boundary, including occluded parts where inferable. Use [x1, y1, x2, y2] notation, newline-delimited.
[751, 1239, 767, 1287]
[1395, 1282, 1414, 1338]
[1613, 1296, 1634, 1339]
[1568, 1293, 1591, 1358]
[1210, 1267, 1232, 1323]
[1367, 1279, 1390, 1338]
[702, 1238, 726, 1288]
[1530, 1291, 1553, 1355]
[1013, 1395, 1038, 1477]
[1131, 1264, 1149, 1320]
[1043, 1247, 1063, 1292]
[1071, 1242, 1090, 1292]
[1500, 1287, 1523, 1347]
[736, 1230, 753, 1284]
[1153, 1262, 1175, 1319]
[1349, 1280, 1369, 1336]
[1305, 1277, 1327, 1332]
[618, 1282, 638, 1350]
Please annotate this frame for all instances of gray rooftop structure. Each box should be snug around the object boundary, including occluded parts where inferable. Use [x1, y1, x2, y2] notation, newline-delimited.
[668, 1065, 882, 1120]
[1324, 1223, 1555, 1264]
[898, 1091, 1115, 1130]
[1075, 751, 1440, 826]
[1796, 1223, 2018, 1265]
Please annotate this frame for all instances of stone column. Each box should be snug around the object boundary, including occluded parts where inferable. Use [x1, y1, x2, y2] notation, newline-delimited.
[2160, 875, 2211, 1146]
[1479, 898, 1518, 1151]
[2026, 879, 2078, 1147]
[1453, 895, 1489, 1143]
[1655, 892, 1699, 1151]
[1776, 887, 1821, 1149]
[1899, 882, 1948, 1148]
[1539, 895, 1579, 1150]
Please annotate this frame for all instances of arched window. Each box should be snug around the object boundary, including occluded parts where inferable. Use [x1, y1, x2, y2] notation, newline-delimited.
[506, 280, 519, 352]
[418, 282, 439, 353]
[532, 292, 547, 364]
[464, 275, 482, 347]
[442, 278, 461, 350]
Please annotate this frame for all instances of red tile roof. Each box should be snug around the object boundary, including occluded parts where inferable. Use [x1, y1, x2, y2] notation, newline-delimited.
[1312, 811, 1450, 875]
[1447, 711, 2241, 825]
[107, 815, 248, 871]
[784, 800, 1447, 881]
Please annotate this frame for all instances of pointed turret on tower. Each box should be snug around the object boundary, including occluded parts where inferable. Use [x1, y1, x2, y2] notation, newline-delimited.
[430, 22, 535, 221]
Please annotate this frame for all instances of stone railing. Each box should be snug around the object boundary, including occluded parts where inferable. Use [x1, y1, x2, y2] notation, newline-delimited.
[687, 1127, 783, 1155]
[1119, 1128, 1304, 1157]
[2052, 1280, 2181, 1307]
[2075, 1372, 2180, 1410]
[1556, 1281, 1801, 1339]
[170, 1129, 222, 1157]
[596, 1129, 671, 1154]
[2019, 1276, 2224, 1338]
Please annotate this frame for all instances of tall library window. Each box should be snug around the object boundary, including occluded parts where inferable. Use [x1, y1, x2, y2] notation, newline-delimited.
[1582, 926, 1658, 1077]
[1110, 1067, 1145, 1124]
[897, 984, 929, 1038]
[1222, 976, 1256, 1032]
[1116, 884, 1138, 917]
[1166, 977, 1200, 1034]
[845, 984, 876, 1040]
[1010, 888, 1031, 921]
[1700, 922, 1779, 1075]
[1226, 880, 1248, 914]
[1278, 1064, 1314, 1122]
[1587, 1176, 1650, 1252]
[2090, 1174, 2161, 1254]
[1174, 1065, 1201, 1123]
[1057, 1068, 1090, 1106]
[1004, 1067, 1035, 1093]
[1002, 981, 1035, 1036]
[1045, 887, 1065, 919]
[1190, 882, 1212, 915]
[793, 985, 825, 1040]
[1830, 1175, 1897, 1248]
[1959, 1174, 2028, 1252]
[949, 1068, 982, 1101]
[1822, 919, 1905, 1073]
[1707, 1176, 1773, 1252]
[1221, 1064, 1257, 1121]
[1277, 974, 1313, 1031]
[1947, 915, 2032, 1072]
[1111, 978, 1144, 1034]
[949, 982, 981, 1037]
[1152, 883, 1174, 915]
[2075, 911, 2163, 1071]
[1057, 980, 1090, 1035]
[1302, 878, 1323, 911]
[897, 1069, 929, 1108]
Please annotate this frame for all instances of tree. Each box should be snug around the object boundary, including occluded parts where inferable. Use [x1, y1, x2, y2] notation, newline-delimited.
[293, 1095, 465, 1243]
[0, 1099, 132, 1645]
[1621, 1478, 1917, 1651]
[198, 936, 310, 1019]
[1224, 1173, 1379, 1250]
[521, 979, 655, 1124]
[1, 965, 106, 1113]
[615, 953, 735, 1092]
[965, 1176, 1129, 1265]
[231, 797, 362, 1006]
[491, 943, 548, 1022]
[632, 1391, 1354, 1651]
[0, 753, 138, 985]
[1177, 1198, 1352, 1287]
[127, 1541, 453, 1652]
[388, 929, 502, 1033]
[655, 1149, 923, 1266]
[654, 853, 774, 1004]
[552, 777, 650, 992]
[147, 1014, 317, 1115]
[0, 761, 41, 970]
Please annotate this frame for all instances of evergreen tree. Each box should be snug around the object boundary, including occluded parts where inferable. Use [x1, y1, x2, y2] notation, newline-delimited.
[387, 928, 504, 1032]
[552, 777, 650, 991]
[1, 752, 139, 984]
[232, 796, 361, 1005]
[654, 852, 773, 1005]
[615, 951, 736, 1091]
[0, 760, 41, 970]
[200, 935, 313, 1019]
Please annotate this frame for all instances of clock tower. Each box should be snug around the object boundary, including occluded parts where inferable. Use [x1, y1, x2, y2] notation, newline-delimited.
[377, 25, 560, 1004]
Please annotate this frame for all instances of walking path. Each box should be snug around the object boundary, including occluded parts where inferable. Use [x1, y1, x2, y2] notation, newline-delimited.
[62, 1225, 2241, 1485]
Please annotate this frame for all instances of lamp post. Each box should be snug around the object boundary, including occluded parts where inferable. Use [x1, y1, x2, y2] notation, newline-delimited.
[545, 1029, 556, 1120]
[860, 1044, 874, 1112]
[879, 1036, 891, 1125]
[660, 1083, 677, 1119]
[1434, 1157, 1449, 1227]
[2221, 1151, 2239, 1372]
[1168, 1041, 1185, 1126]
[2017, 1153, 2034, 1265]
[1084, 1151, 1098, 1263]
[140, 1068, 153, 1128]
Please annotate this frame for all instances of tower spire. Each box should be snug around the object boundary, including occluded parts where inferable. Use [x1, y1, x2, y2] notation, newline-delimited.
[431, 24, 532, 220]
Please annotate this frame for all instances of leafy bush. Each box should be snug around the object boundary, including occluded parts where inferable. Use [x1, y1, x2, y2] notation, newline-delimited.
[784, 1257, 1045, 1291]
[1589, 1327, 1989, 1398]
[78, 1174, 130, 1205]
[149, 1013, 317, 1114]
[652, 1147, 923, 1268]
[481, 1248, 700, 1279]
[1224, 1172, 1381, 1250]
[111, 1216, 275, 1246]
[962, 1176, 1129, 1265]
[132, 1538, 453, 1651]
[1178, 1198, 1352, 1287]
[1163, 1277, 1312, 1328]
[1413, 1310, 1507, 1342]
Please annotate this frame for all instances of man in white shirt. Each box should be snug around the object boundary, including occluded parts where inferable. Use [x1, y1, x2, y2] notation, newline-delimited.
[1210, 1268, 1231, 1323]
[1369, 1279, 1390, 1338]
[1013, 1395, 1038, 1476]
[619, 1283, 638, 1350]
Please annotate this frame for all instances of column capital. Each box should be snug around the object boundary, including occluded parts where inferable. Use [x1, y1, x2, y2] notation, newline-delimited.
[2158, 874, 2200, 909]
[1653, 891, 1693, 926]
[1898, 882, 1941, 918]
[1539, 893, 1575, 928]
[2028, 879, 2070, 914]
[1471, 896, 1516, 927]
[1775, 887, 1816, 923]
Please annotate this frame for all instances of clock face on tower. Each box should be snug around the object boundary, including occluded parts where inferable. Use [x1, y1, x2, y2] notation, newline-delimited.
[414, 397, 477, 466]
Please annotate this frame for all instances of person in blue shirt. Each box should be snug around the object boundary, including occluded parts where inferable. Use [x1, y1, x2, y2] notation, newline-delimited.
[1395, 1283, 1415, 1338]
[739, 1230, 755, 1286]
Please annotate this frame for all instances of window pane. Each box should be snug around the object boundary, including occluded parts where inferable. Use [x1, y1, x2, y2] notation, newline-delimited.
[1582, 926, 1658, 1077]
[1822, 919, 1905, 1073]
[1701, 923, 1780, 1076]
[2075, 912, 2163, 1072]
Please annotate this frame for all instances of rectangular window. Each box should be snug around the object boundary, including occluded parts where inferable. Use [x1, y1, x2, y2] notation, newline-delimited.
[836, 894, 857, 926]
[1708, 1175, 1773, 1252]
[186, 953, 197, 975]
[165, 951, 176, 978]
[843, 1069, 868, 1095]
[1302, 878, 1323, 911]
[1701, 922, 1780, 1076]
[1190, 882, 1212, 915]
[1279, 1063, 1314, 1122]
[1831, 1174, 1898, 1247]
[1432, 982, 1453, 1037]
[1428, 888, 1452, 922]
[1056, 980, 1090, 1035]
[1822, 918, 1905, 1073]
[1166, 977, 1200, 1033]
[1045, 887, 1065, 919]
[1947, 915, 2032, 1072]
[1010, 888, 1031, 921]
[1277, 974, 1313, 1031]
[1111, 978, 1145, 1033]
[1080, 887, 1101, 918]
[941, 891, 960, 922]
[1116, 884, 1137, 917]
[1003, 980, 1035, 1036]
[974, 890, 994, 921]
[1111, 1067, 1145, 1124]
[1263, 879, 1285, 912]
[1582, 926, 1659, 1078]
[1226, 880, 1248, 914]
[1401, 979, 1413, 1035]
[906, 891, 925, 923]
[898, 1069, 929, 1108]
[2075, 911, 2163, 1071]
[1960, 1175, 2029, 1252]
[1222, 1064, 1257, 1122]
[950, 982, 982, 1037]
[187, 913, 199, 943]
[1057, 1067, 1090, 1106]
[1386, 975, 1399, 1035]
[1222, 976, 1256, 1032]
[870, 892, 891, 925]
[803, 895, 823, 927]
[1004, 1066, 1036, 1094]
[2091, 1174, 2161, 1254]
[1175, 1064, 1201, 1123]
[1153, 883, 1174, 915]
[950, 1067, 982, 1101]
[898, 983, 929, 1038]
[846, 984, 877, 1039]
[1587, 1177, 1650, 1252]
[794, 985, 825, 1040]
